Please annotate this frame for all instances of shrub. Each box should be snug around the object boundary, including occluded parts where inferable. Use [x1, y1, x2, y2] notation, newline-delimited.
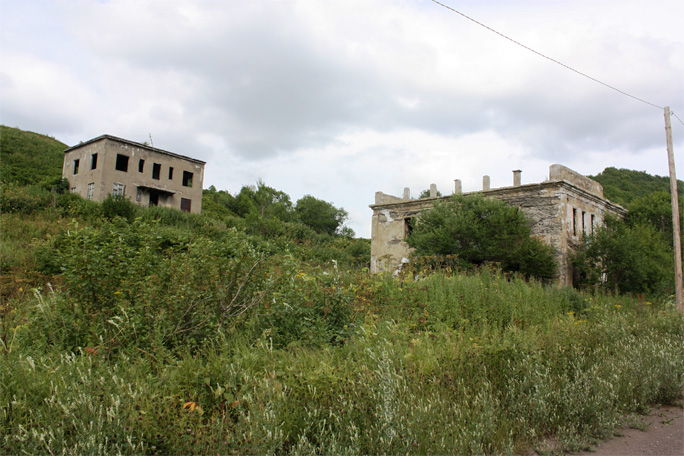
[572, 216, 673, 295]
[101, 194, 137, 222]
[28, 219, 274, 354]
[407, 194, 557, 279]
[0, 183, 53, 214]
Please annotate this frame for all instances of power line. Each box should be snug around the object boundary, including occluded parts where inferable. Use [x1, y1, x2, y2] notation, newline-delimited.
[672, 111, 684, 127]
[429, 0, 679, 117]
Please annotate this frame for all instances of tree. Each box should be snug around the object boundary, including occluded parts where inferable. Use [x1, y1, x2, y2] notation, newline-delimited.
[295, 195, 349, 236]
[407, 194, 556, 279]
[626, 191, 683, 247]
[571, 215, 674, 295]
[232, 180, 294, 221]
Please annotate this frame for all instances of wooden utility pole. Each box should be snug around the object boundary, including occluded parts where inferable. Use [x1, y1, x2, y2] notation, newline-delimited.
[664, 107, 683, 311]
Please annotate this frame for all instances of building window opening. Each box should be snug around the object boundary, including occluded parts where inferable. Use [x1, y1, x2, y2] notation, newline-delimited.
[90, 153, 98, 170]
[181, 198, 192, 212]
[182, 171, 193, 187]
[572, 208, 577, 236]
[115, 154, 129, 172]
[152, 163, 161, 180]
[73, 159, 80, 174]
[136, 188, 142, 202]
[87, 182, 95, 200]
[404, 217, 414, 239]
[112, 182, 125, 196]
[168, 167, 174, 180]
[581, 211, 586, 234]
[591, 214, 596, 234]
[138, 159, 145, 173]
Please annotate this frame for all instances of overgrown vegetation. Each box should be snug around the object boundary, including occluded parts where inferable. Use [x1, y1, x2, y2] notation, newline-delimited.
[572, 189, 682, 297]
[407, 194, 557, 280]
[1, 126, 683, 455]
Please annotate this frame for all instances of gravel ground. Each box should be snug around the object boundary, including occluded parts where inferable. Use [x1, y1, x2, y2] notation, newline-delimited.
[573, 404, 683, 456]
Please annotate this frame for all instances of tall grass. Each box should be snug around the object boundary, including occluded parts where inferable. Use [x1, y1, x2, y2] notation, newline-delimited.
[3, 268, 683, 455]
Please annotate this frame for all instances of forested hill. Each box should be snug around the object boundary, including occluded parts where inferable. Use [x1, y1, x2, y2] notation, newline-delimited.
[591, 167, 684, 207]
[0, 125, 67, 186]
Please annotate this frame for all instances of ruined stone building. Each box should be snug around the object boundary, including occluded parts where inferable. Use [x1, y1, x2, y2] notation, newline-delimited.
[63, 135, 205, 214]
[370, 164, 626, 286]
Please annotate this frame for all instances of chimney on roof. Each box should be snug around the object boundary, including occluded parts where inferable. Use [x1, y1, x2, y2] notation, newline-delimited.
[483, 175, 490, 191]
[454, 179, 462, 194]
[513, 170, 522, 187]
[430, 184, 437, 198]
[403, 187, 410, 200]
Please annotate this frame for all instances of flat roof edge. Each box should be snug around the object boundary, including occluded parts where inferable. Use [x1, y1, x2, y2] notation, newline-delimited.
[64, 134, 206, 165]
[370, 180, 626, 214]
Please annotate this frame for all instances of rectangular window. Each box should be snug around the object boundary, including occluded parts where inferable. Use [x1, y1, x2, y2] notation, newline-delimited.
[112, 182, 125, 196]
[73, 159, 80, 174]
[581, 211, 586, 234]
[152, 163, 161, 180]
[90, 153, 98, 170]
[180, 198, 192, 213]
[115, 154, 129, 172]
[70, 187, 76, 194]
[138, 159, 145, 173]
[404, 217, 414, 239]
[591, 214, 596, 234]
[86, 182, 95, 200]
[136, 188, 142, 202]
[168, 167, 174, 180]
[572, 208, 577, 236]
[182, 171, 193, 187]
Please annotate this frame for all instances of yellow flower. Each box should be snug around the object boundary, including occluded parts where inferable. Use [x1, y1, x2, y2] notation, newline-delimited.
[615, 304, 622, 309]
[646, 302, 652, 306]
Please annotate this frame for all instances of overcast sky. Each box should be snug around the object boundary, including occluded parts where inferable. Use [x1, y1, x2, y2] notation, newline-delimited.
[2, 0, 683, 237]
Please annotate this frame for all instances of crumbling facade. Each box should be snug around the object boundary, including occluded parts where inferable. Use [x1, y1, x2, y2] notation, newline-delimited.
[63, 135, 205, 214]
[370, 164, 626, 286]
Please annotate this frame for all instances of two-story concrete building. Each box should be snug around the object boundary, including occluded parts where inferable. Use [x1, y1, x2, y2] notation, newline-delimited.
[63, 135, 205, 214]
[370, 164, 626, 286]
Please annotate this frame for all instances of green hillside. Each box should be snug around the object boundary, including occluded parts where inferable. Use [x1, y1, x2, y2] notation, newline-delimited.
[0, 125, 67, 186]
[591, 167, 684, 207]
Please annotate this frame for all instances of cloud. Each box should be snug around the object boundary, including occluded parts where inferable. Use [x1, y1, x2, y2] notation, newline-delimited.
[1, 0, 683, 237]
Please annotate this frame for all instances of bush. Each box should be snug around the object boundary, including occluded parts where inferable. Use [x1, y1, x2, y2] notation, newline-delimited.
[572, 216, 674, 295]
[101, 194, 137, 222]
[258, 265, 353, 348]
[28, 219, 274, 354]
[407, 194, 557, 279]
[0, 183, 53, 214]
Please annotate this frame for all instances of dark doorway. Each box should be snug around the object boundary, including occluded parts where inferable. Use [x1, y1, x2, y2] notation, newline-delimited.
[149, 192, 159, 206]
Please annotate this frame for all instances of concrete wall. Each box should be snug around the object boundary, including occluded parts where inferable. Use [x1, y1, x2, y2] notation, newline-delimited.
[63, 135, 205, 214]
[369, 164, 625, 286]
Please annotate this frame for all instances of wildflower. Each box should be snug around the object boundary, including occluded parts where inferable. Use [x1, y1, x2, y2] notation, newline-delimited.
[615, 304, 622, 309]
[646, 302, 652, 306]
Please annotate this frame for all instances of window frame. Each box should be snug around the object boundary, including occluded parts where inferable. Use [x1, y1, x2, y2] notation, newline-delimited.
[112, 182, 125, 196]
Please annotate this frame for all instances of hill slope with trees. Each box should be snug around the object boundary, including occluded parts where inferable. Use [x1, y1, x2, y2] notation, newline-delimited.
[591, 167, 683, 207]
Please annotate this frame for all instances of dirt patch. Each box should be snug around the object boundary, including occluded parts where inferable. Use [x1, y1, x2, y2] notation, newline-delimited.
[572, 404, 684, 456]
